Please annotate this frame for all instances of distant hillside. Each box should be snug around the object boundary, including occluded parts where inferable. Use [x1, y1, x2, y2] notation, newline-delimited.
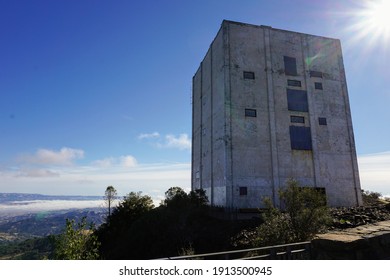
[0, 208, 105, 241]
[0, 192, 107, 242]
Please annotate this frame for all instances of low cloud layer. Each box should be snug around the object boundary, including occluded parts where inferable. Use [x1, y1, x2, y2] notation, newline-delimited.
[0, 200, 104, 216]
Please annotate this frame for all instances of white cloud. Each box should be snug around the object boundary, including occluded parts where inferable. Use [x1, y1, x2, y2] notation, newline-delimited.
[92, 155, 138, 168]
[164, 134, 191, 150]
[138, 132, 160, 140]
[20, 147, 84, 166]
[358, 151, 390, 196]
[120, 155, 138, 168]
[138, 132, 191, 151]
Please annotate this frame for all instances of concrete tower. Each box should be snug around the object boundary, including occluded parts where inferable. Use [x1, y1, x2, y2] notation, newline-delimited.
[191, 20, 362, 210]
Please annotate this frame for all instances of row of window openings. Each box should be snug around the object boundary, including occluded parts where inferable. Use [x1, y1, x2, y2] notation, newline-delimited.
[288, 79, 323, 90]
[245, 109, 327, 126]
[291, 115, 327, 125]
[243, 56, 323, 80]
[244, 70, 323, 87]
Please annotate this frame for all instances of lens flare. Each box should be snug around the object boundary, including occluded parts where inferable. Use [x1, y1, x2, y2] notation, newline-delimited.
[347, 0, 390, 49]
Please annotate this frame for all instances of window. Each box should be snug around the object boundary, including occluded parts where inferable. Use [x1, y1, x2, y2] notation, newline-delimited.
[319, 117, 327, 125]
[287, 89, 309, 112]
[284, 56, 298, 76]
[290, 126, 312, 150]
[310, 70, 323, 78]
[290, 116, 305, 123]
[243, 71, 255, 80]
[245, 109, 257, 117]
[287, 80, 302, 87]
[315, 82, 323, 90]
[239, 187, 248, 196]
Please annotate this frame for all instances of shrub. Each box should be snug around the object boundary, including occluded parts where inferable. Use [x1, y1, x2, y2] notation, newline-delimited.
[253, 179, 330, 246]
[361, 189, 382, 206]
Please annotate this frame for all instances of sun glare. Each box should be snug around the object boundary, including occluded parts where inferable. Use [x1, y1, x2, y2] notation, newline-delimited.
[340, 0, 390, 55]
[353, 0, 390, 45]
[362, 0, 390, 34]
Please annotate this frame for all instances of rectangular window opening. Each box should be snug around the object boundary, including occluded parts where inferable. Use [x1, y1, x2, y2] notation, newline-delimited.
[243, 71, 255, 80]
[287, 89, 309, 112]
[245, 109, 257, 117]
[290, 126, 313, 150]
[315, 82, 323, 90]
[310, 70, 323, 78]
[287, 80, 302, 87]
[239, 187, 248, 196]
[319, 117, 327, 125]
[290, 116, 305, 123]
[284, 56, 298, 76]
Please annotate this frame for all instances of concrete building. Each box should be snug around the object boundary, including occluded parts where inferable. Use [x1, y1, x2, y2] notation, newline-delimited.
[191, 20, 362, 210]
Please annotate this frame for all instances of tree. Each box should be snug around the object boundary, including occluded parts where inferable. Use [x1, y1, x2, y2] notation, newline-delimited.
[96, 192, 155, 259]
[162, 186, 188, 208]
[162, 187, 209, 208]
[54, 217, 100, 260]
[104, 186, 117, 218]
[189, 188, 209, 206]
[253, 179, 330, 246]
[100, 191, 155, 237]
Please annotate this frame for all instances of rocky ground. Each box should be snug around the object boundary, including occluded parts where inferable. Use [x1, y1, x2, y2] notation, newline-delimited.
[329, 203, 390, 229]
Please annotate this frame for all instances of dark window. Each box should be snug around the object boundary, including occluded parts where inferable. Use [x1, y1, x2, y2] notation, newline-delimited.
[287, 89, 309, 112]
[284, 56, 298, 76]
[239, 187, 248, 196]
[315, 82, 323, 90]
[287, 80, 302, 87]
[245, 109, 257, 117]
[290, 126, 312, 150]
[290, 116, 305, 123]
[319, 117, 327, 125]
[310, 70, 323, 78]
[243, 71, 255, 80]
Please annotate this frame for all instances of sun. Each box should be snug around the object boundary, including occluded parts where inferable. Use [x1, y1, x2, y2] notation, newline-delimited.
[354, 0, 390, 44]
[361, 0, 390, 35]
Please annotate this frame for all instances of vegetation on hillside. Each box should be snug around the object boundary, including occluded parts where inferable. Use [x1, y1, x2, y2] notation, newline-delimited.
[2, 182, 388, 260]
[0, 236, 55, 260]
[361, 189, 384, 206]
[54, 217, 100, 260]
[94, 187, 250, 259]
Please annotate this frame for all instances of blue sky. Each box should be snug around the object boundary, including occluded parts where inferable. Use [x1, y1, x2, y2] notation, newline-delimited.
[0, 0, 389, 200]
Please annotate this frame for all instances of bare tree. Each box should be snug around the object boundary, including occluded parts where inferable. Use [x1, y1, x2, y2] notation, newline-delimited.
[104, 186, 117, 218]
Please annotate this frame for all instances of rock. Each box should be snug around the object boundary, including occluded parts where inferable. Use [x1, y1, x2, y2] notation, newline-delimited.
[329, 204, 390, 229]
[313, 221, 390, 259]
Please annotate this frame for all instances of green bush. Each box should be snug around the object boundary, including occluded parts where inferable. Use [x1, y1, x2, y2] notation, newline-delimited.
[54, 217, 100, 260]
[253, 179, 330, 246]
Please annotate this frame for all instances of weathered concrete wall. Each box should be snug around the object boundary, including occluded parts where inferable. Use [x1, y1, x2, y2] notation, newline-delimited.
[312, 221, 390, 259]
[192, 20, 362, 210]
